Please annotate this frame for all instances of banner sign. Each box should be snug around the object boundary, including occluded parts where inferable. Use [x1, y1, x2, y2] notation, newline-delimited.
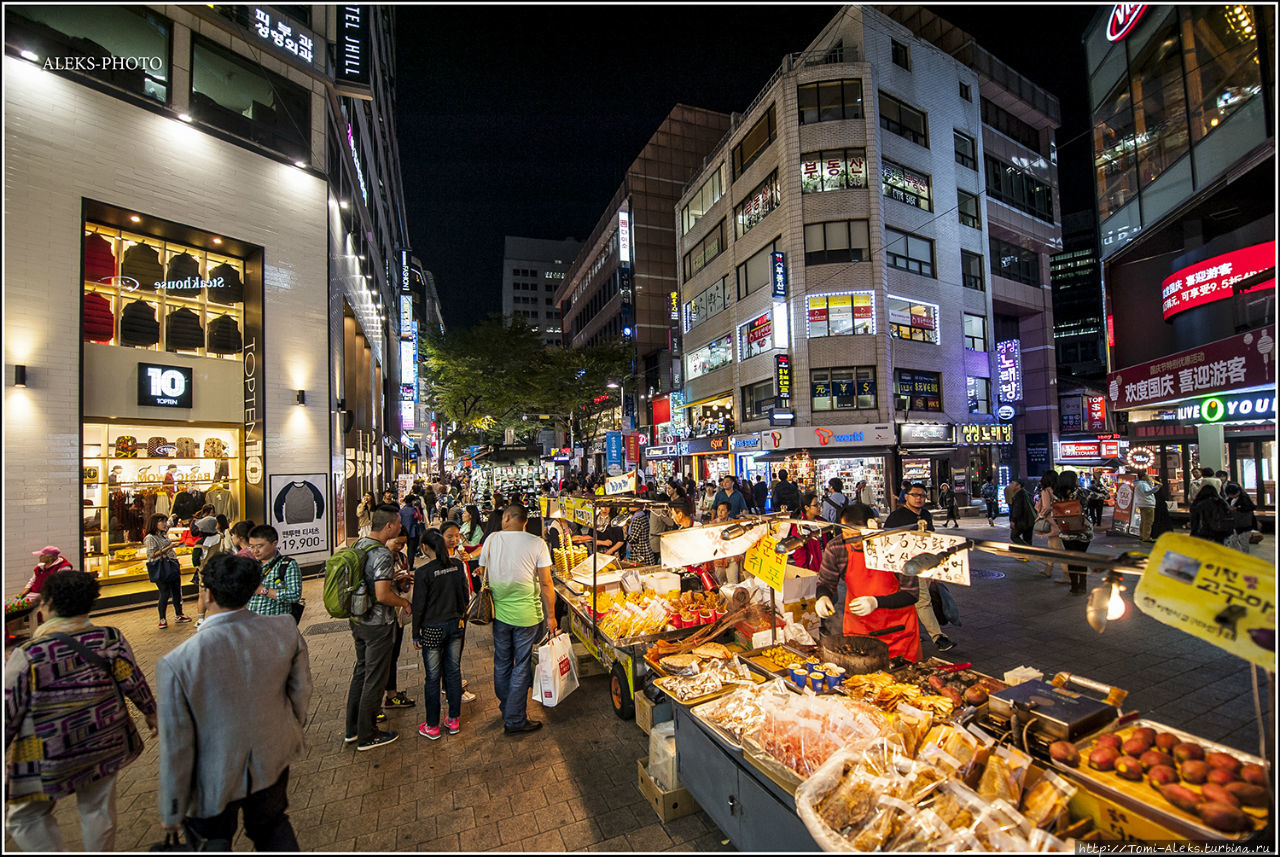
[1135, 533, 1274, 669]
[743, 528, 787, 592]
[644, 444, 679, 459]
[1110, 473, 1137, 534]
[899, 423, 955, 445]
[1085, 395, 1107, 431]
[605, 469, 637, 496]
[775, 353, 792, 406]
[771, 251, 788, 299]
[863, 530, 971, 586]
[958, 423, 1013, 444]
[996, 339, 1023, 403]
[1160, 241, 1275, 320]
[267, 473, 329, 556]
[1107, 326, 1274, 410]
[605, 431, 624, 475]
[1175, 391, 1275, 424]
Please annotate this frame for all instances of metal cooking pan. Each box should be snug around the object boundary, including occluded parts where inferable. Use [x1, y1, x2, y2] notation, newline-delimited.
[819, 626, 906, 675]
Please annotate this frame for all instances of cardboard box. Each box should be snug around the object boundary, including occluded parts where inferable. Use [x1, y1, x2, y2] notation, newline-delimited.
[732, 616, 788, 650]
[636, 758, 700, 823]
[635, 692, 673, 736]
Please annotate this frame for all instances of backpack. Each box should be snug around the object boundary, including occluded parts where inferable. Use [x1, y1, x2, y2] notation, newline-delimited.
[981, 482, 997, 501]
[323, 542, 377, 619]
[1052, 498, 1088, 534]
[1202, 496, 1236, 537]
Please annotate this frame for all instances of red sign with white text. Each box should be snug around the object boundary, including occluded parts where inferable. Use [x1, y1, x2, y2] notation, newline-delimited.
[1106, 4, 1148, 41]
[1161, 241, 1275, 320]
[1107, 326, 1274, 409]
[1085, 396, 1107, 431]
[1060, 441, 1100, 459]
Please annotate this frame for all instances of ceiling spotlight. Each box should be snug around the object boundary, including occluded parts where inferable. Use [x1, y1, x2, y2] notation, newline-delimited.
[211, 237, 222, 245]
[178, 112, 193, 123]
[20, 49, 39, 62]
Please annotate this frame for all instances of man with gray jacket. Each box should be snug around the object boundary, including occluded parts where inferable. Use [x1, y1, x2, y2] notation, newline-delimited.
[157, 553, 312, 850]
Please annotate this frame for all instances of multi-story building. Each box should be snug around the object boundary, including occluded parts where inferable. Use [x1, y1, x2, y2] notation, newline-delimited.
[1050, 211, 1106, 382]
[1084, 4, 1275, 516]
[4, 5, 413, 594]
[556, 105, 732, 478]
[501, 236, 582, 348]
[669, 4, 1061, 508]
[403, 256, 446, 471]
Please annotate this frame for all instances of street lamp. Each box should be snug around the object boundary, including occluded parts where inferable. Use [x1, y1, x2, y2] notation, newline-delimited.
[607, 380, 625, 430]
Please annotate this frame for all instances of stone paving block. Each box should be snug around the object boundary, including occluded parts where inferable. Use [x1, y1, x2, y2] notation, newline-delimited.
[535, 799, 579, 833]
[498, 809, 538, 844]
[354, 827, 398, 851]
[559, 817, 604, 850]
[472, 794, 515, 825]
[319, 795, 365, 824]
[661, 812, 711, 844]
[336, 810, 379, 840]
[522, 829, 567, 851]
[594, 804, 642, 837]
[466, 820, 503, 851]
[627, 822, 675, 852]
[376, 799, 418, 831]
[589, 834, 633, 851]
[435, 805, 478, 837]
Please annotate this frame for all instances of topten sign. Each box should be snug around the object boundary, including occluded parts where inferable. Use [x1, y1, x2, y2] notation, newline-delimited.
[1106, 4, 1148, 41]
[1161, 241, 1275, 320]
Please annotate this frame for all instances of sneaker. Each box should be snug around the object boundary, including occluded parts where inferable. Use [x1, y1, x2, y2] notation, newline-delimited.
[175, 615, 193, 623]
[357, 730, 399, 751]
[461, 690, 477, 703]
[344, 734, 358, 744]
[385, 691, 415, 708]
[461, 679, 469, 690]
[418, 723, 441, 740]
[158, 619, 168, 629]
[934, 635, 957, 653]
[503, 719, 543, 735]
[375, 711, 387, 724]
[445, 717, 460, 734]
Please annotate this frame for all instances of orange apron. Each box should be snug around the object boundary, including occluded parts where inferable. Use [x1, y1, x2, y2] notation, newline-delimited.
[843, 545, 920, 662]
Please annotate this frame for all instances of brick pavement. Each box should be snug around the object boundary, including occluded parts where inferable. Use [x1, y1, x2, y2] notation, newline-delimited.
[6, 520, 1272, 851]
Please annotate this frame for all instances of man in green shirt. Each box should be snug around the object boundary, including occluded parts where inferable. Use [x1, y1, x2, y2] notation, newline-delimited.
[477, 504, 556, 734]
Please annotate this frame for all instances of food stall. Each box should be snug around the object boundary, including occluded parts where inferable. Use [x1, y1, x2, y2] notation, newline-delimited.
[646, 521, 1273, 851]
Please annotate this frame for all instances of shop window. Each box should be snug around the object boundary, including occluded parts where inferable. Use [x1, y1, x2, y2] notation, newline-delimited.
[896, 369, 942, 411]
[881, 159, 931, 211]
[806, 292, 875, 338]
[82, 223, 246, 359]
[686, 396, 735, 437]
[961, 250, 985, 291]
[887, 296, 939, 344]
[967, 378, 988, 416]
[803, 220, 870, 266]
[884, 227, 934, 278]
[891, 40, 910, 70]
[797, 79, 864, 124]
[1182, 5, 1262, 144]
[811, 366, 876, 411]
[191, 34, 311, 160]
[1092, 78, 1139, 221]
[800, 148, 868, 193]
[731, 104, 776, 178]
[981, 96, 1041, 153]
[958, 190, 981, 229]
[735, 171, 780, 237]
[879, 91, 928, 146]
[737, 312, 777, 360]
[953, 131, 977, 170]
[741, 379, 775, 419]
[963, 313, 987, 351]
[681, 163, 725, 235]
[989, 236, 1040, 286]
[685, 334, 733, 381]
[736, 239, 782, 299]
[682, 218, 725, 279]
[984, 155, 1055, 223]
[683, 276, 731, 332]
[1131, 21, 1190, 188]
[6, 5, 171, 104]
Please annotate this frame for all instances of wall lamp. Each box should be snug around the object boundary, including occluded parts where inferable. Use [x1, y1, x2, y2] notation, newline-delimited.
[14, 365, 28, 388]
[296, 389, 306, 405]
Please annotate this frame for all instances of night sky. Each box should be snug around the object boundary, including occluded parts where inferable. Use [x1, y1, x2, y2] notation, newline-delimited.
[394, 3, 1101, 331]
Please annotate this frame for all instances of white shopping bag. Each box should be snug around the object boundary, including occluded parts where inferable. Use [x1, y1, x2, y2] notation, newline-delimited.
[535, 632, 579, 707]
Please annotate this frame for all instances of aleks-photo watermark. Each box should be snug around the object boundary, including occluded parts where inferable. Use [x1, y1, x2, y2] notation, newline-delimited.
[43, 56, 163, 72]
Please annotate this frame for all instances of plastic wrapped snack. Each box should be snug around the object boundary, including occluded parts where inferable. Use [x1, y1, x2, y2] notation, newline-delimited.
[888, 702, 933, 758]
[756, 692, 890, 779]
[921, 723, 982, 777]
[977, 746, 1032, 806]
[693, 680, 784, 741]
[1020, 770, 1077, 833]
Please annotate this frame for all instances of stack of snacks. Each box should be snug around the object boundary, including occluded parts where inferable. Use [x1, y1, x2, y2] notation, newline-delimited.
[751, 693, 889, 779]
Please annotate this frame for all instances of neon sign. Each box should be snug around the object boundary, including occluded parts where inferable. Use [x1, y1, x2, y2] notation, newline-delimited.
[996, 340, 1022, 403]
[1106, 4, 1148, 42]
[1160, 241, 1275, 320]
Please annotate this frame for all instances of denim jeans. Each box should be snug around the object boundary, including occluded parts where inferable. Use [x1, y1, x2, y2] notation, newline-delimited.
[185, 768, 298, 851]
[156, 577, 184, 619]
[422, 620, 465, 726]
[492, 619, 540, 728]
[345, 621, 396, 742]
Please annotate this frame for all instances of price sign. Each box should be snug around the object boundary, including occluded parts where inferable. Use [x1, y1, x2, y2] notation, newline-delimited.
[743, 534, 787, 593]
[862, 531, 971, 586]
[267, 474, 329, 556]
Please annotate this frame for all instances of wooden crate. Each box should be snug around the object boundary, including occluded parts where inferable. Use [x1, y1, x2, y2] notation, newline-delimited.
[636, 759, 701, 822]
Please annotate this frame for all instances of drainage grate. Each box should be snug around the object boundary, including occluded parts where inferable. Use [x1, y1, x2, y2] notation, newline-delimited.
[969, 569, 1006, 580]
[304, 620, 351, 636]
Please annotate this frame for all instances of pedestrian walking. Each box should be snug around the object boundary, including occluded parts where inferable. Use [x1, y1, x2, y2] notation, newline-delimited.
[1034, 471, 1065, 582]
[884, 484, 955, 652]
[1086, 482, 1108, 527]
[1189, 484, 1232, 544]
[144, 514, 191, 628]
[1150, 479, 1174, 540]
[1052, 471, 1094, 595]
[6, 570, 157, 852]
[1007, 478, 1036, 546]
[157, 553, 312, 851]
[356, 492, 376, 538]
[412, 530, 470, 740]
[229, 520, 256, 558]
[938, 482, 960, 528]
[477, 504, 556, 735]
[771, 469, 801, 515]
[980, 478, 998, 526]
[820, 478, 850, 524]
[751, 475, 768, 513]
[399, 495, 426, 569]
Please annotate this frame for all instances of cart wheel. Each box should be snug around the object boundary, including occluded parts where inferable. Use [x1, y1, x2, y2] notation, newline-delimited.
[610, 663, 635, 720]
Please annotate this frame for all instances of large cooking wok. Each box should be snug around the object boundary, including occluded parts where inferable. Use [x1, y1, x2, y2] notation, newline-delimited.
[819, 626, 905, 675]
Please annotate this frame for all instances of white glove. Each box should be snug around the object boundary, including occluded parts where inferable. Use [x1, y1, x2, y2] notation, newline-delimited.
[815, 595, 835, 618]
[849, 596, 878, 617]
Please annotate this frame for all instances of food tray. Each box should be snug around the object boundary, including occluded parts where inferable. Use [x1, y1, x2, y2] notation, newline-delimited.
[643, 642, 746, 676]
[739, 643, 828, 691]
[689, 699, 749, 752]
[655, 672, 765, 707]
[742, 734, 805, 796]
[1053, 719, 1268, 841]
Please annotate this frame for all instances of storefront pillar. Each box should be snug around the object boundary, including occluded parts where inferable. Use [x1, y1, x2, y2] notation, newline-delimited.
[1196, 424, 1225, 471]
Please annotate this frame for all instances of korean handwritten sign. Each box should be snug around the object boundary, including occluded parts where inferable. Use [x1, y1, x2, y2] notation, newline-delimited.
[862, 531, 971, 586]
[743, 534, 788, 593]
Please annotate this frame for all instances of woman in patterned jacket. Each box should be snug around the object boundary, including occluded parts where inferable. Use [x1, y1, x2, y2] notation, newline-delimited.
[5, 570, 157, 851]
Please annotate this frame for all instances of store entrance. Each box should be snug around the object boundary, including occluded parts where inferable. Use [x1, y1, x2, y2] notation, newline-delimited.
[1227, 438, 1276, 510]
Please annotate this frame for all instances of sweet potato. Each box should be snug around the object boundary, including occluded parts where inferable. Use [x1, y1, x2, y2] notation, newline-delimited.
[1207, 767, 1239, 785]
[1196, 801, 1252, 833]
[1049, 741, 1079, 767]
[1148, 765, 1178, 787]
[1114, 756, 1144, 781]
[1223, 781, 1269, 808]
[1096, 734, 1124, 752]
[1140, 750, 1174, 772]
[1089, 746, 1119, 771]
[1201, 782, 1240, 808]
[1158, 783, 1203, 814]
[1132, 726, 1157, 745]
[1240, 764, 1268, 787]
[963, 685, 988, 706]
[1123, 736, 1153, 757]
[1154, 732, 1180, 751]
[1206, 752, 1242, 774]
[1173, 742, 1204, 763]
[1179, 760, 1209, 784]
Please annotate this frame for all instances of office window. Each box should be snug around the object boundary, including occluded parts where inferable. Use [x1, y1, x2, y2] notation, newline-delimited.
[192, 34, 311, 159]
[683, 276, 731, 332]
[797, 79, 864, 124]
[963, 313, 987, 351]
[803, 220, 870, 266]
[681, 163, 726, 235]
[1184, 5, 1262, 143]
[982, 96, 1041, 153]
[896, 369, 942, 411]
[891, 40, 910, 70]
[887, 296, 939, 344]
[884, 227, 934, 278]
[812, 367, 877, 411]
[967, 376, 991, 415]
[800, 148, 868, 193]
[1092, 79, 1138, 221]
[8, 5, 171, 103]
[682, 219, 725, 279]
[731, 104, 776, 178]
[737, 312, 776, 360]
[1130, 18, 1189, 187]
[961, 250, 985, 291]
[881, 159, 931, 211]
[958, 190, 981, 228]
[959, 81, 972, 102]
[954, 131, 977, 170]
[990, 236, 1040, 286]
[685, 334, 733, 380]
[734, 171, 780, 237]
[742, 379, 775, 419]
[806, 293, 875, 338]
[879, 92, 928, 146]
[735, 239, 781, 300]
[984, 155, 1054, 223]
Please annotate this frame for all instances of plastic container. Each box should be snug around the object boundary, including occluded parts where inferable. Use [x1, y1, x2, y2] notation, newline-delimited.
[645, 571, 682, 595]
[648, 720, 679, 791]
[1003, 665, 1044, 685]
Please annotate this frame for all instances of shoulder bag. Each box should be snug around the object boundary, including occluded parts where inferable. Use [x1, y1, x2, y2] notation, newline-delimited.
[264, 555, 305, 624]
[466, 567, 494, 625]
[147, 554, 181, 585]
[44, 632, 143, 758]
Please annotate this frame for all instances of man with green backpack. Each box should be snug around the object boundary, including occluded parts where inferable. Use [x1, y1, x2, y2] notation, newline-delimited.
[325, 506, 408, 751]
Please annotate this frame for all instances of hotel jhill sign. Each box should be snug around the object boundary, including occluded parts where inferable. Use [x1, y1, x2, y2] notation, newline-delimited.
[1107, 326, 1273, 410]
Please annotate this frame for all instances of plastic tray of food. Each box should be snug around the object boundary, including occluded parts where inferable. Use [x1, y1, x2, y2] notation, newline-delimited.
[742, 733, 806, 796]
[1052, 718, 1268, 840]
[644, 641, 740, 676]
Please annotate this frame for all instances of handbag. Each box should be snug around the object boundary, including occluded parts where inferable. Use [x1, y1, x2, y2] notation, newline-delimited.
[147, 555, 180, 584]
[148, 823, 232, 852]
[45, 632, 143, 758]
[466, 569, 494, 626]
[1249, 531, 1264, 544]
[1033, 514, 1052, 534]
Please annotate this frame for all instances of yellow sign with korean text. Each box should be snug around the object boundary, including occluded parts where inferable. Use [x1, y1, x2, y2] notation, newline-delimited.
[743, 534, 787, 593]
[1134, 533, 1275, 669]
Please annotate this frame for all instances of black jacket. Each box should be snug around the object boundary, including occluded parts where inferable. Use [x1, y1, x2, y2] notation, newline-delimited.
[166, 252, 201, 282]
[771, 479, 801, 513]
[121, 243, 163, 290]
[1008, 488, 1036, 530]
[207, 315, 243, 354]
[166, 308, 204, 351]
[411, 557, 470, 637]
[207, 263, 245, 304]
[119, 300, 160, 346]
[884, 506, 934, 531]
[752, 480, 768, 507]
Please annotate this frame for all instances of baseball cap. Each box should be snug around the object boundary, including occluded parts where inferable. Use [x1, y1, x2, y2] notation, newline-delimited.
[32, 545, 61, 557]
